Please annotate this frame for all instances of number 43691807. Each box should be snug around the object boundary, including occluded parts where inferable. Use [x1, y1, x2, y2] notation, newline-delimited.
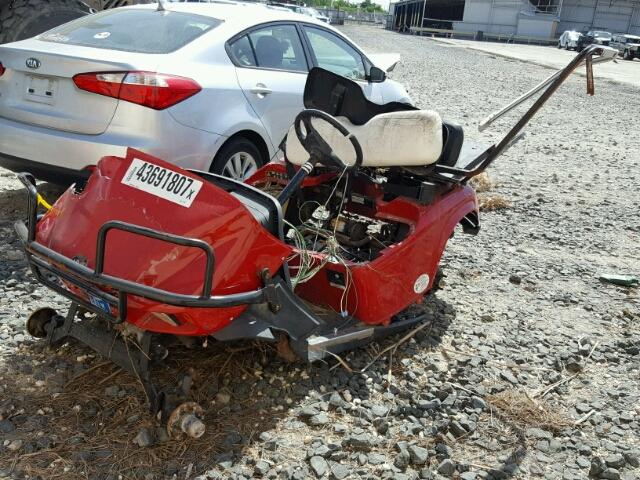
[136, 162, 194, 196]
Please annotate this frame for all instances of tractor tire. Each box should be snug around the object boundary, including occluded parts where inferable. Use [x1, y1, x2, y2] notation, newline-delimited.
[0, 0, 92, 45]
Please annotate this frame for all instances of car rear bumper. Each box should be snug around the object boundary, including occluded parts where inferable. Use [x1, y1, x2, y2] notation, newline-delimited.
[0, 152, 90, 184]
[0, 113, 225, 184]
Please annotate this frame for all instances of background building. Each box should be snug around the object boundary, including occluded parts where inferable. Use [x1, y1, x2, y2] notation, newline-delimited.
[390, 0, 640, 40]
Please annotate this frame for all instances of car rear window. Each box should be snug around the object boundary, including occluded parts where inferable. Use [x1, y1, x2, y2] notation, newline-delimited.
[37, 9, 221, 54]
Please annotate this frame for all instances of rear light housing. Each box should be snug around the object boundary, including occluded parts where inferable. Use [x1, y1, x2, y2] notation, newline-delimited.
[0, 62, 5, 77]
[73, 71, 201, 110]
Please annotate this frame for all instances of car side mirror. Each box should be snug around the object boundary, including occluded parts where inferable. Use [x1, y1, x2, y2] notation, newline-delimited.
[368, 66, 386, 83]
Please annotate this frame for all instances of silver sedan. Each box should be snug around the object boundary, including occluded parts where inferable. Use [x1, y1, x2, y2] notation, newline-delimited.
[0, 2, 410, 184]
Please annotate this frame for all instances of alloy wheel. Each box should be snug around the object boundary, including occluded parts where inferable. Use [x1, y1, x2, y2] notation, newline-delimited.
[222, 151, 258, 181]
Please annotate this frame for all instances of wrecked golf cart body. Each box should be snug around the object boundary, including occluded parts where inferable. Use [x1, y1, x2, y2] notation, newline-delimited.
[14, 46, 616, 433]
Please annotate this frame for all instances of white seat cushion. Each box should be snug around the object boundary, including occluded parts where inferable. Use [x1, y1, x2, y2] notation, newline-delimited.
[285, 110, 443, 168]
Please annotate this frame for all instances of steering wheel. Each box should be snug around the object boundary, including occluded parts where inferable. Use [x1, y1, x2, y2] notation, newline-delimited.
[294, 109, 363, 169]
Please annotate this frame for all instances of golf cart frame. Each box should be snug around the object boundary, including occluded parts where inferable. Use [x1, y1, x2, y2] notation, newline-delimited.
[14, 45, 615, 416]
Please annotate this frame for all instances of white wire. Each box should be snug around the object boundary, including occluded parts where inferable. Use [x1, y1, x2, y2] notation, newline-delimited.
[283, 164, 357, 316]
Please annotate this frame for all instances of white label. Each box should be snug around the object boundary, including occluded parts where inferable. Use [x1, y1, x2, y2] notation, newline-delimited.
[413, 274, 430, 294]
[93, 32, 111, 39]
[121, 158, 203, 208]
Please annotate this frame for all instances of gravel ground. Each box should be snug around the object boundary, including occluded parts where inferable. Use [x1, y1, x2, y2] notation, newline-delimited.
[1, 24, 639, 480]
[425, 37, 640, 89]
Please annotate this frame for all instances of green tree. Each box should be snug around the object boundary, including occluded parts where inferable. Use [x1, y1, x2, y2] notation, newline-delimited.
[359, 0, 384, 13]
[307, 0, 385, 13]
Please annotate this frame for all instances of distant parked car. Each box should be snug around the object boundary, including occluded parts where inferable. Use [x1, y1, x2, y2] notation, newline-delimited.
[610, 33, 640, 60]
[577, 30, 612, 51]
[0, 3, 408, 184]
[557, 30, 582, 50]
[271, 5, 331, 24]
[299, 7, 331, 24]
[267, 2, 299, 13]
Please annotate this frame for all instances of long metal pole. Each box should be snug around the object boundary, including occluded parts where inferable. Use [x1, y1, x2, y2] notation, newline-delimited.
[478, 46, 617, 131]
[480, 46, 616, 168]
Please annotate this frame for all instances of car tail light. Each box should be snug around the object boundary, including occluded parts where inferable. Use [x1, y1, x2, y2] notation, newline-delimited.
[0, 62, 5, 77]
[73, 72, 124, 98]
[73, 71, 201, 110]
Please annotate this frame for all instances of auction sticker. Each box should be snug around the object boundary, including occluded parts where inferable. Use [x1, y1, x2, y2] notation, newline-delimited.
[122, 158, 202, 207]
[413, 274, 430, 293]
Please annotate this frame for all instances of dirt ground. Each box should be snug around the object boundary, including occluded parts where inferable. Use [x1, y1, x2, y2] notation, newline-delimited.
[0, 24, 639, 480]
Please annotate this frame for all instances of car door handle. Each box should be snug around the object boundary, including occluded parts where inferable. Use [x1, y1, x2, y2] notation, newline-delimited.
[250, 84, 272, 96]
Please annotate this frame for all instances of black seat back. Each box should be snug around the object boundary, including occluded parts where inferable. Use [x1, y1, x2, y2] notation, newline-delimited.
[303, 67, 416, 125]
[437, 122, 464, 167]
[302, 68, 465, 169]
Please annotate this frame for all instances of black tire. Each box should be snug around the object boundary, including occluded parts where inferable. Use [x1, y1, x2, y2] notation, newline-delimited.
[0, 0, 92, 45]
[557, 42, 562, 49]
[210, 136, 265, 181]
[431, 267, 446, 291]
[26, 307, 57, 338]
[623, 50, 632, 61]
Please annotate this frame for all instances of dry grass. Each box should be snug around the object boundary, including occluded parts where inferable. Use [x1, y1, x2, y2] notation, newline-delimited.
[0, 341, 283, 480]
[469, 173, 511, 212]
[487, 389, 571, 433]
[479, 195, 511, 212]
[470, 172, 494, 193]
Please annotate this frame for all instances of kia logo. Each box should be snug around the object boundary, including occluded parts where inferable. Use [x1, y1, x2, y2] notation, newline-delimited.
[26, 58, 41, 69]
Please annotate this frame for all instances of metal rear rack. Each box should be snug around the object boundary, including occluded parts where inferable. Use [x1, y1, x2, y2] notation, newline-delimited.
[15, 173, 277, 323]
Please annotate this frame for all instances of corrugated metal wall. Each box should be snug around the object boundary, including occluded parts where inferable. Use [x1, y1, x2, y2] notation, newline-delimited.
[633, 4, 640, 33]
[391, 0, 640, 36]
[456, 0, 521, 35]
[558, 0, 640, 34]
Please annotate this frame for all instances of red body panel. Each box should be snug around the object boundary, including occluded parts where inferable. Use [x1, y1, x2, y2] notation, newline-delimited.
[36, 149, 291, 335]
[36, 152, 477, 336]
[249, 161, 478, 325]
[289, 183, 477, 325]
